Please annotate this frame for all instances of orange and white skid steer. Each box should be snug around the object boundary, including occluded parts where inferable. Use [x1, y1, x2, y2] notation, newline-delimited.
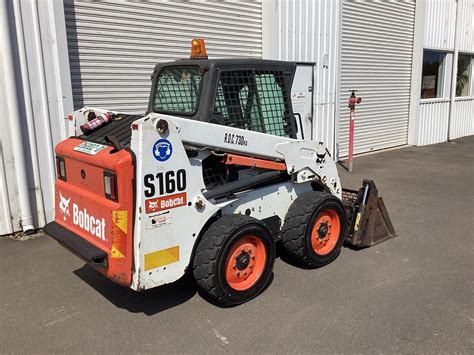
[45, 40, 395, 306]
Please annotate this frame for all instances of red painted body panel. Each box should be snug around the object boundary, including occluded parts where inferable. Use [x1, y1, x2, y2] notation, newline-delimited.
[54, 138, 134, 286]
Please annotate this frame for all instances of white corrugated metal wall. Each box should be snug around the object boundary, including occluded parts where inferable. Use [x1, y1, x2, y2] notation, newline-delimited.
[417, 99, 451, 145]
[64, 0, 263, 113]
[449, 0, 474, 141]
[457, 0, 474, 52]
[262, 0, 340, 156]
[339, 0, 416, 156]
[0, 0, 73, 235]
[423, 0, 456, 50]
[451, 98, 474, 138]
[416, 0, 474, 146]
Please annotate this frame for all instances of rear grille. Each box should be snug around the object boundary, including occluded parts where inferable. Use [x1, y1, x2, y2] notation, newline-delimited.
[80, 114, 143, 147]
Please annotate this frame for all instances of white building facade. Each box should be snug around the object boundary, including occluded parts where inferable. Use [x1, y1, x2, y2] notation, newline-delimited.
[1, 0, 473, 235]
[414, 0, 474, 145]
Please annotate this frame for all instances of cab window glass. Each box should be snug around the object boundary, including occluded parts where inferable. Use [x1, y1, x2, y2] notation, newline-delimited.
[213, 70, 290, 137]
[153, 67, 202, 113]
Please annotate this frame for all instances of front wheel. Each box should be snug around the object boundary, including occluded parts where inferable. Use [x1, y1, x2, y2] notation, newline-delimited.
[282, 191, 346, 268]
[193, 214, 275, 306]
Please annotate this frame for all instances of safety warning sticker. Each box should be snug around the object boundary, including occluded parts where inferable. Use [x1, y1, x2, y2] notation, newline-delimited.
[73, 141, 108, 155]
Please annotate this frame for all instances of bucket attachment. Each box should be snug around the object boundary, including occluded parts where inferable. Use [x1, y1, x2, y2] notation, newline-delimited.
[342, 180, 396, 248]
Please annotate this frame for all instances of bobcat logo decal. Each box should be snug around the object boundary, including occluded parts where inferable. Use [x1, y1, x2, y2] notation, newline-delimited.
[148, 200, 159, 210]
[59, 192, 71, 221]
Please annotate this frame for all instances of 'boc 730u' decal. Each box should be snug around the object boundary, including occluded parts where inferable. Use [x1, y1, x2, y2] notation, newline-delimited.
[224, 133, 248, 146]
[144, 169, 186, 198]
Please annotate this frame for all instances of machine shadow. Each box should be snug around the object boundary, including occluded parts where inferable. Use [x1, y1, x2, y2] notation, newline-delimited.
[196, 273, 275, 308]
[276, 241, 317, 269]
[276, 240, 364, 268]
[73, 264, 197, 316]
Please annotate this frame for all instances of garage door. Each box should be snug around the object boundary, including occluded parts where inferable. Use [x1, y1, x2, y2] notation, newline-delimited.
[64, 0, 262, 113]
[338, 0, 415, 156]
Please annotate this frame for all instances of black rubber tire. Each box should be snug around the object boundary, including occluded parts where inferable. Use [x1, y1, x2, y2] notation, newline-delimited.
[281, 191, 346, 268]
[192, 214, 275, 306]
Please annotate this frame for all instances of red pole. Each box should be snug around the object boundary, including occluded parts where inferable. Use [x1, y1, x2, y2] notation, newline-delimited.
[348, 108, 355, 172]
[347, 90, 361, 173]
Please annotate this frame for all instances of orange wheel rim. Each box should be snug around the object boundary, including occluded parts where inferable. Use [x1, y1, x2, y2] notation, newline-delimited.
[310, 209, 341, 255]
[225, 235, 267, 291]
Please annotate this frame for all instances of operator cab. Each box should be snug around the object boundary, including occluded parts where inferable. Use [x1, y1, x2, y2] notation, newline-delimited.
[147, 56, 298, 139]
[81, 40, 301, 149]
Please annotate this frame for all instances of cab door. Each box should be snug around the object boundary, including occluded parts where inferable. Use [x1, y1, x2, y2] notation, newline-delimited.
[292, 63, 314, 140]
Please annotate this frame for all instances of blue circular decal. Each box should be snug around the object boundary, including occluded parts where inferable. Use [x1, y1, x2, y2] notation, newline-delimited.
[153, 139, 173, 162]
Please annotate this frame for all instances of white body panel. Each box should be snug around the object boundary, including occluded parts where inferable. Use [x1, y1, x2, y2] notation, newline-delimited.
[130, 117, 220, 289]
[127, 112, 341, 290]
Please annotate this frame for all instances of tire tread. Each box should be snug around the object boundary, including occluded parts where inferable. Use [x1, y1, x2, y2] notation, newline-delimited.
[281, 192, 344, 267]
[193, 214, 266, 306]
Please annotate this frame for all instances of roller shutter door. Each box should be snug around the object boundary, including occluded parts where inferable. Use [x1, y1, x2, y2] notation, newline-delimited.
[64, 0, 262, 113]
[339, 0, 415, 156]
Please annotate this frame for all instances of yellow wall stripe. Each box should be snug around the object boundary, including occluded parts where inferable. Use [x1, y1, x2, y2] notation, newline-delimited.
[144, 246, 180, 271]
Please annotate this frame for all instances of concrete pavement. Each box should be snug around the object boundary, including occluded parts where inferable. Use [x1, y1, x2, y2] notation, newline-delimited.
[1, 136, 473, 353]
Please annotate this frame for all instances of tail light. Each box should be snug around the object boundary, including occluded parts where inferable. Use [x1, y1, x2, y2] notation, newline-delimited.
[104, 171, 118, 201]
[56, 156, 67, 181]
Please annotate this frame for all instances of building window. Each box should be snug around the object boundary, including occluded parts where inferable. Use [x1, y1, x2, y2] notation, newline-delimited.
[421, 50, 445, 99]
[456, 54, 472, 97]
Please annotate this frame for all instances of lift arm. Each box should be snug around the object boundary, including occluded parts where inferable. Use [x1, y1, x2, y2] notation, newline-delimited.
[150, 113, 342, 199]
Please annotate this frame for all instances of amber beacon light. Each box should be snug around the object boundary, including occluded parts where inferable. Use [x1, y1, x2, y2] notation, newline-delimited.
[190, 38, 208, 59]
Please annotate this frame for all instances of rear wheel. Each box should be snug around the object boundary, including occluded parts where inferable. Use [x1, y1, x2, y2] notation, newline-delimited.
[193, 214, 275, 306]
[282, 191, 346, 268]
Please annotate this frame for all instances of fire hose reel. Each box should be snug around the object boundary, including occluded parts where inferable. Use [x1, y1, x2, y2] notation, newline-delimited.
[348, 90, 362, 109]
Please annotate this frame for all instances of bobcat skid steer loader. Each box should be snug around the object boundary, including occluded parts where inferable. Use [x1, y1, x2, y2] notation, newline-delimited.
[45, 40, 395, 306]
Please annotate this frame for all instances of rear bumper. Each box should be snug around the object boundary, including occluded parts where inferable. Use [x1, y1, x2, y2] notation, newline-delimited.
[44, 222, 108, 268]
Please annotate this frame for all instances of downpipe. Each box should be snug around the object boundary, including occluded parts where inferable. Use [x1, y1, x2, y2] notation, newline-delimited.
[447, 0, 459, 142]
[0, 0, 35, 233]
[12, 0, 46, 228]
